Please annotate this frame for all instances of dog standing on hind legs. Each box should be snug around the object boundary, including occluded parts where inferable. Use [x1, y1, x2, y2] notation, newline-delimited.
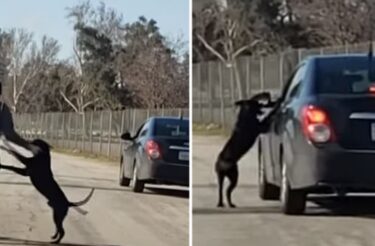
[215, 92, 280, 208]
[0, 139, 95, 244]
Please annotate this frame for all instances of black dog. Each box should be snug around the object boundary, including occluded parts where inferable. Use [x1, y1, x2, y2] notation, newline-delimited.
[0, 139, 95, 244]
[215, 92, 280, 208]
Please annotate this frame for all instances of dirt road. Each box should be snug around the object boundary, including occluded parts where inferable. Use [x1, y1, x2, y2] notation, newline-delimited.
[193, 135, 375, 246]
[0, 147, 188, 246]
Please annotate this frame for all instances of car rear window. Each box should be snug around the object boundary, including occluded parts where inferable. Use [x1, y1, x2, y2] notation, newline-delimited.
[154, 119, 189, 138]
[315, 57, 375, 94]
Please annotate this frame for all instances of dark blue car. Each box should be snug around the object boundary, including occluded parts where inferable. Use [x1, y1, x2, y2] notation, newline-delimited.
[259, 54, 375, 214]
[119, 116, 189, 193]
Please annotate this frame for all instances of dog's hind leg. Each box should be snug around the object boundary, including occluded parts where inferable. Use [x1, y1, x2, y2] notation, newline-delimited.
[217, 172, 225, 207]
[227, 167, 239, 208]
[51, 208, 67, 244]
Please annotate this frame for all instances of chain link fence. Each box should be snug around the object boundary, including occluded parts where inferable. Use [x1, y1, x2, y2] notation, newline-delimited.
[13, 108, 189, 159]
[193, 42, 370, 130]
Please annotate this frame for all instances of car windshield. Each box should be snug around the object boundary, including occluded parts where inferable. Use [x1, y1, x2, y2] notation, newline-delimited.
[315, 57, 375, 95]
[154, 119, 189, 138]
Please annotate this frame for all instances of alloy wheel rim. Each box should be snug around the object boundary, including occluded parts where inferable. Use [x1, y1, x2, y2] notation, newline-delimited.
[259, 154, 264, 185]
[281, 161, 287, 204]
[120, 164, 123, 180]
[133, 165, 137, 183]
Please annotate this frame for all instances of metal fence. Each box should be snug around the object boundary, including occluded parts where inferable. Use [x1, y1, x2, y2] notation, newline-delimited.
[193, 42, 371, 130]
[13, 108, 189, 159]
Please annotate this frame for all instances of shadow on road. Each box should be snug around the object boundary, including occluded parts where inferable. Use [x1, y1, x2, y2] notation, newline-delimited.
[193, 196, 375, 217]
[193, 184, 258, 190]
[307, 195, 375, 218]
[0, 181, 125, 192]
[0, 236, 119, 246]
[56, 174, 115, 183]
[193, 205, 281, 215]
[145, 187, 189, 199]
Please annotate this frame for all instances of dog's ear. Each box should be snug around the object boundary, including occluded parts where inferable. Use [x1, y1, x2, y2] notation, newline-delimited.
[234, 100, 245, 106]
[251, 92, 271, 102]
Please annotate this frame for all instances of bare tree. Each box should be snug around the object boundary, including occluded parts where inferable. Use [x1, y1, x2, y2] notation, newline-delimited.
[4, 29, 59, 112]
[59, 42, 99, 114]
[286, 0, 375, 46]
[193, 1, 264, 99]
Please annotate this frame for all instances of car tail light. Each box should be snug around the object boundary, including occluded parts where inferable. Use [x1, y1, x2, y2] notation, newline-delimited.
[145, 140, 162, 160]
[301, 105, 335, 143]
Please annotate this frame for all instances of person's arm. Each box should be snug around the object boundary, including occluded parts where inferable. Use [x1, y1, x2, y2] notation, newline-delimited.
[0, 164, 28, 176]
[0, 103, 40, 154]
[0, 143, 31, 167]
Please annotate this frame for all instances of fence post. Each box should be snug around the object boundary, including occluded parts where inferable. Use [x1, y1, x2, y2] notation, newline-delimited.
[345, 43, 349, 54]
[90, 111, 94, 154]
[219, 62, 225, 130]
[297, 48, 302, 62]
[279, 53, 284, 90]
[198, 63, 203, 123]
[132, 109, 137, 134]
[52, 113, 56, 145]
[229, 67, 235, 105]
[81, 113, 85, 151]
[246, 57, 251, 97]
[74, 113, 78, 149]
[161, 107, 165, 117]
[208, 61, 213, 123]
[260, 57, 264, 91]
[119, 110, 125, 156]
[59, 113, 64, 149]
[99, 111, 104, 154]
[67, 113, 72, 149]
[107, 111, 112, 157]
[45, 114, 49, 141]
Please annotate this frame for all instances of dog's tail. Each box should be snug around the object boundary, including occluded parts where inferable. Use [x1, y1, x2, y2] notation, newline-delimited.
[69, 188, 95, 208]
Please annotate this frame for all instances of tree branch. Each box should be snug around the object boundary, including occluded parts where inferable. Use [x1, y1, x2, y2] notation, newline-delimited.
[232, 39, 262, 59]
[59, 90, 79, 112]
[196, 34, 227, 63]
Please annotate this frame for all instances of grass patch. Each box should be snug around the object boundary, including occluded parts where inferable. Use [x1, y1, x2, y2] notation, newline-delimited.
[52, 148, 119, 164]
[193, 123, 231, 136]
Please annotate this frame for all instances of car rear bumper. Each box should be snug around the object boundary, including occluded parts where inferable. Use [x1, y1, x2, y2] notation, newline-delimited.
[290, 144, 375, 191]
[140, 161, 189, 186]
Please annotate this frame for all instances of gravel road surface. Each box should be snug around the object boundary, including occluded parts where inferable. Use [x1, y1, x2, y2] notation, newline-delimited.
[193, 135, 375, 246]
[0, 146, 188, 246]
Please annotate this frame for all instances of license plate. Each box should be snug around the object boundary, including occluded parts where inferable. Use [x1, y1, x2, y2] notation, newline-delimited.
[371, 123, 375, 141]
[178, 151, 189, 161]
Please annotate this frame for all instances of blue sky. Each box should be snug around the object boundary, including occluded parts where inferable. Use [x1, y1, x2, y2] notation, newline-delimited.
[0, 0, 189, 59]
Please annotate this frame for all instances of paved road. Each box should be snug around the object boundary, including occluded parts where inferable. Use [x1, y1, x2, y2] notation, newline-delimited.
[0, 146, 188, 246]
[193, 135, 375, 246]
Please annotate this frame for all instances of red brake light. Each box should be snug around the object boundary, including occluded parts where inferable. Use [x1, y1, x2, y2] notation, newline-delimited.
[145, 140, 162, 160]
[302, 105, 335, 143]
[369, 85, 375, 93]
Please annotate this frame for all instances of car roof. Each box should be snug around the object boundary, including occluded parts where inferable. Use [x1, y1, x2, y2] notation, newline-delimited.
[150, 116, 189, 121]
[303, 53, 370, 64]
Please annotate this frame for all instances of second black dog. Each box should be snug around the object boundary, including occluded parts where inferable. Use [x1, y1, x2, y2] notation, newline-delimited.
[215, 92, 279, 208]
[0, 139, 95, 244]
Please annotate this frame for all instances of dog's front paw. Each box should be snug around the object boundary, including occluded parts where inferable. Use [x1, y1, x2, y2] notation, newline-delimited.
[217, 203, 225, 208]
[229, 203, 236, 208]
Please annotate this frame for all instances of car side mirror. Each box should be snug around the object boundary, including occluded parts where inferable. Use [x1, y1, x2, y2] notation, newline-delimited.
[120, 132, 133, 141]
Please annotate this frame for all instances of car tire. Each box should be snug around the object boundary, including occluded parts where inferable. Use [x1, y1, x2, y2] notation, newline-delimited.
[280, 157, 306, 215]
[132, 163, 145, 193]
[119, 158, 131, 187]
[258, 150, 280, 200]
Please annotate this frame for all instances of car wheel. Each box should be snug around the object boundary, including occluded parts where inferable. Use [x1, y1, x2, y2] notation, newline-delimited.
[258, 150, 280, 200]
[132, 163, 145, 193]
[119, 157, 131, 187]
[280, 157, 306, 215]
